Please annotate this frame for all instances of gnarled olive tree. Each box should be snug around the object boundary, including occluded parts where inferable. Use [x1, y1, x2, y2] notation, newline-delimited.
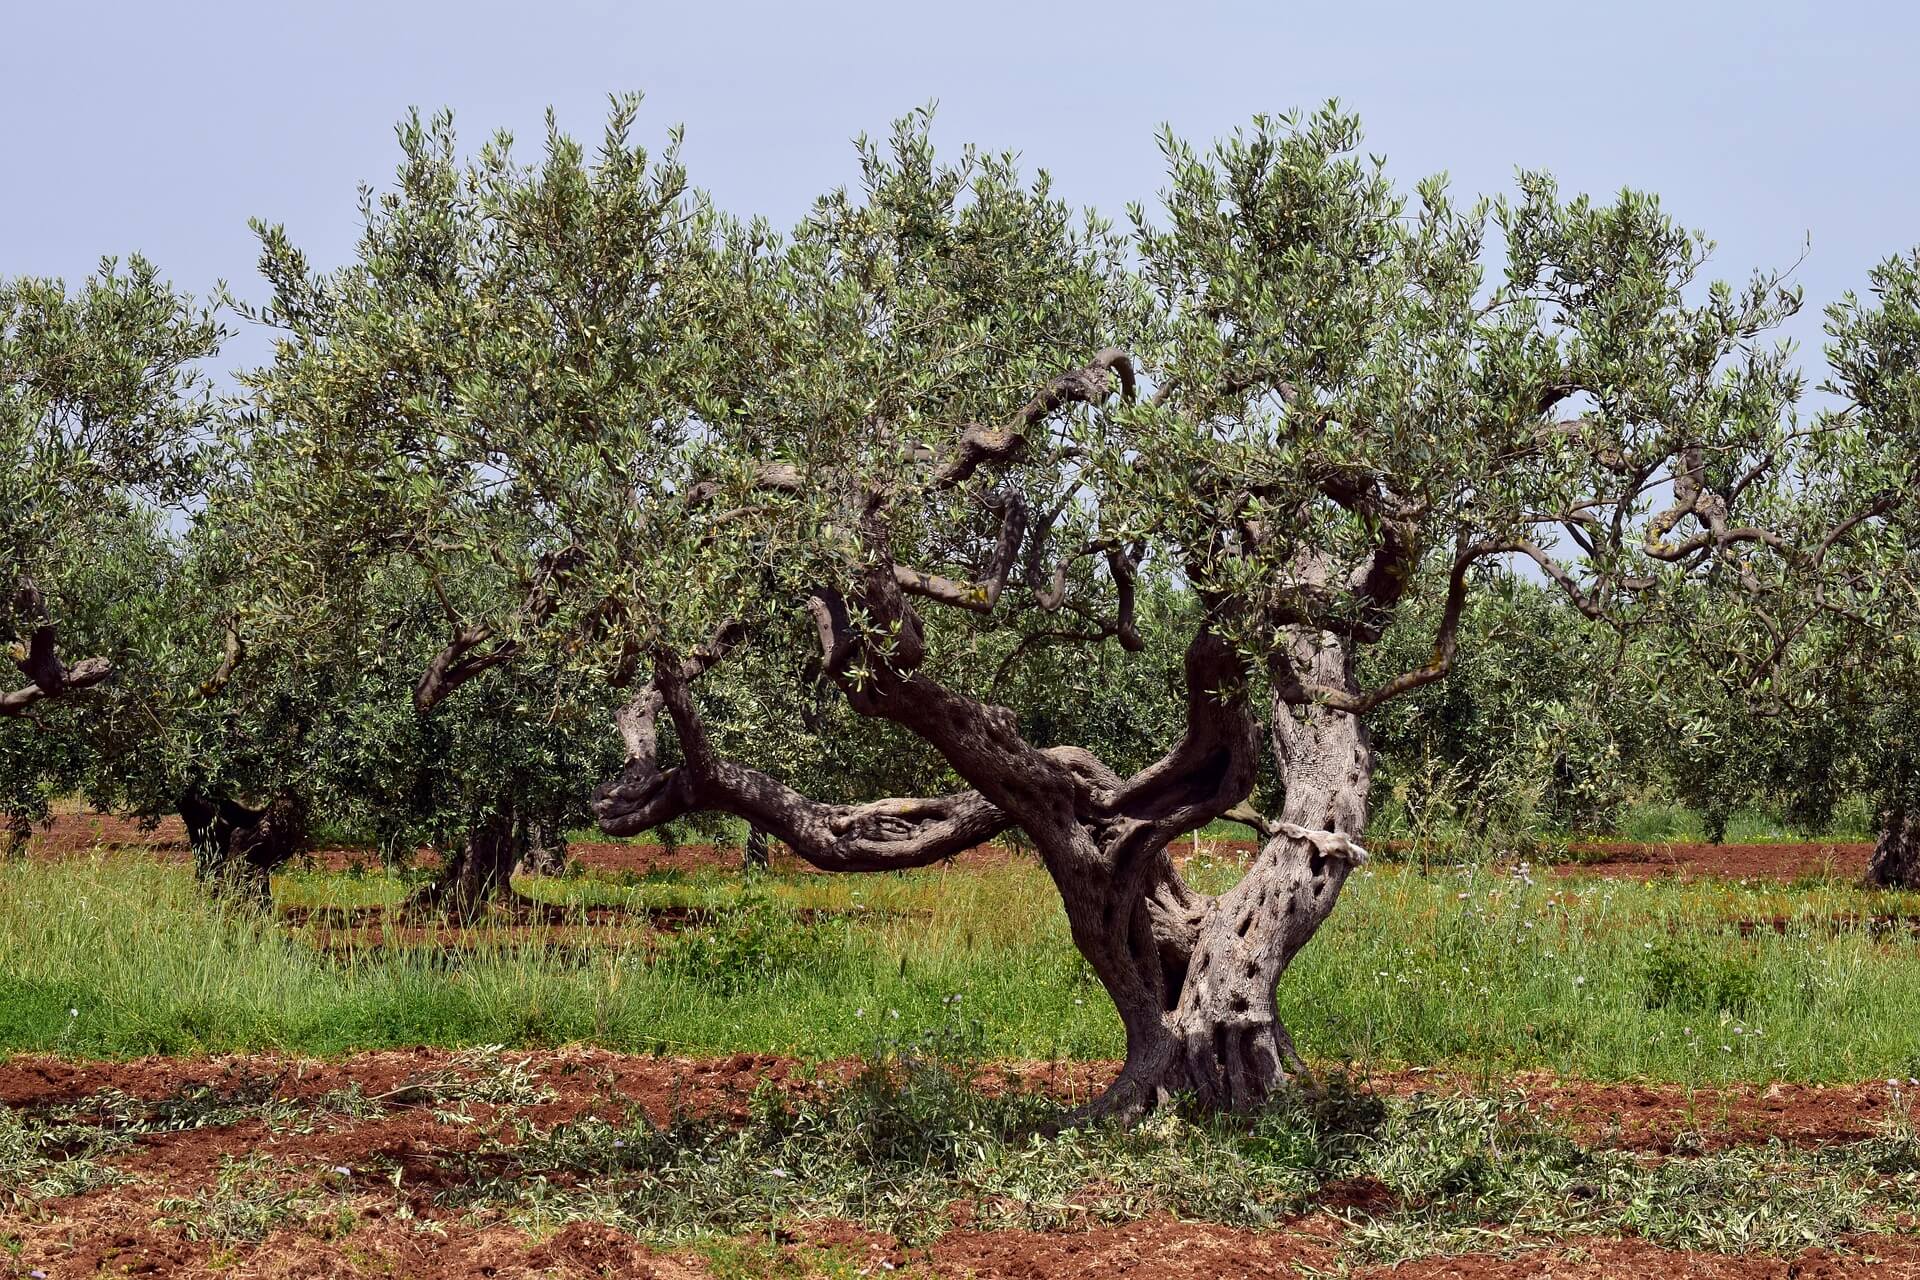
[240, 100, 1887, 1116]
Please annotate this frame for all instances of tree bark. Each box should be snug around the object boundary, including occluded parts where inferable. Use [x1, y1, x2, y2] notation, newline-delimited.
[406, 809, 524, 923]
[514, 816, 568, 878]
[742, 824, 770, 872]
[1867, 804, 1920, 889]
[1076, 631, 1371, 1120]
[180, 793, 308, 907]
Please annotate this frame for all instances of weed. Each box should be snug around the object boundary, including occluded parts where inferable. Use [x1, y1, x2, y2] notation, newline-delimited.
[1640, 938, 1761, 1015]
[155, 1156, 336, 1244]
[7, 848, 1920, 1082]
[658, 891, 848, 995]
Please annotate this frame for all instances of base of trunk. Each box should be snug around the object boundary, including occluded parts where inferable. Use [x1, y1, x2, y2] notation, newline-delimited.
[407, 811, 523, 923]
[1868, 807, 1920, 889]
[514, 819, 568, 878]
[181, 793, 307, 908]
[742, 825, 770, 872]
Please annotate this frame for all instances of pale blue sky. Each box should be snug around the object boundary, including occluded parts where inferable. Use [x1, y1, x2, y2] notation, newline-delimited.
[5, 0, 1915, 365]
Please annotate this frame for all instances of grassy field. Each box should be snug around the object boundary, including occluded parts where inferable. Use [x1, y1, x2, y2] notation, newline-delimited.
[7, 833, 1920, 1276]
[4, 843, 1919, 1086]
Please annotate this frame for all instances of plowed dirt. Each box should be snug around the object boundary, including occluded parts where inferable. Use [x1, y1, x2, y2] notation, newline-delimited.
[3, 1050, 1916, 1278]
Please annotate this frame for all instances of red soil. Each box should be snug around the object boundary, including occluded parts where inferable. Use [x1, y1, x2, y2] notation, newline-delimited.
[19, 809, 1882, 883]
[1550, 840, 1874, 881]
[3, 1049, 1915, 1278]
[2, 1049, 1911, 1155]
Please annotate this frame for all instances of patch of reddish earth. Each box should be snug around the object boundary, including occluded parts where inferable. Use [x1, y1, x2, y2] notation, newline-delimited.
[4, 1051, 1913, 1152]
[21, 811, 1885, 883]
[4, 1050, 1917, 1278]
[1550, 841, 1874, 882]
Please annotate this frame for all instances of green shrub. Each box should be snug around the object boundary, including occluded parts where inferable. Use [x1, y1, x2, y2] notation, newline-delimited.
[658, 892, 846, 995]
[1640, 938, 1761, 1014]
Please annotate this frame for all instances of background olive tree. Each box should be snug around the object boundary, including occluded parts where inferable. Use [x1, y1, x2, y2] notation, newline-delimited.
[0, 259, 223, 846]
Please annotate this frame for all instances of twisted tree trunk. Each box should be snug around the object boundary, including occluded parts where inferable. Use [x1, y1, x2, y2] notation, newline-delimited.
[1867, 805, 1920, 889]
[180, 792, 308, 907]
[406, 809, 523, 922]
[1069, 633, 1370, 1119]
[592, 590, 1370, 1122]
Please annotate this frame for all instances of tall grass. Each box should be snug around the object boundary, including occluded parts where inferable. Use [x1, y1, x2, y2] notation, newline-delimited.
[3, 848, 1919, 1083]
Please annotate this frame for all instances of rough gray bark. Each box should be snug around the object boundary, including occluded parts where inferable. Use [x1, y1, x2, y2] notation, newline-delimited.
[1090, 631, 1372, 1119]
[1867, 805, 1920, 889]
[180, 792, 308, 906]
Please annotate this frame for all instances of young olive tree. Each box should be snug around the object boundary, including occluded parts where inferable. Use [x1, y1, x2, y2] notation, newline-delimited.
[1648, 245, 1920, 886]
[242, 100, 1883, 1117]
[1767, 247, 1920, 886]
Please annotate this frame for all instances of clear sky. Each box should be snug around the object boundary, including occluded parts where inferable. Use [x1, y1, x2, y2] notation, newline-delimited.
[5, 0, 1915, 367]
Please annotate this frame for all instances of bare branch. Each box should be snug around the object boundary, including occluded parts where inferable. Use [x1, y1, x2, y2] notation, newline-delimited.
[592, 624, 1010, 871]
[2, 586, 114, 718]
[892, 492, 1028, 612]
[933, 348, 1135, 490]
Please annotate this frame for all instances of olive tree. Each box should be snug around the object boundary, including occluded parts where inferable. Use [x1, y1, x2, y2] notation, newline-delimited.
[226, 101, 701, 916]
[0, 258, 223, 844]
[240, 99, 1884, 1117]
[1640, 246, 1920, 886]
[1707, 248, 1920, 886]
[1816, 248, 1920, 886]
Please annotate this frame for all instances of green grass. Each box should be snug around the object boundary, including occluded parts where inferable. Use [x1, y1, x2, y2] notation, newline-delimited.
[3, 847, 1920, 1083]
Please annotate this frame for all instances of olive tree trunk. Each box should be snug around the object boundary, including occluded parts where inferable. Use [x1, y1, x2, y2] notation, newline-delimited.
[514, 817, 568, 878]
[406, 809, 523, 922]
[180, 793, 308, 907]
[742, 824, 770, 872]
[1070, 633, 1369, 1119]
[1867, 805, 1920, 889]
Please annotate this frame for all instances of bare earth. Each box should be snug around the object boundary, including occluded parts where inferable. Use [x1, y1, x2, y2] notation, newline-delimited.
[17, 810, 1879, 882]
[2, 1049, 1917, 1278]
[6, 814, 1910, 1275]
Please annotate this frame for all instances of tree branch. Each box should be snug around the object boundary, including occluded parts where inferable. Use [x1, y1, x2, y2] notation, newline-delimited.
[2, 586, 113, 718]
[932, 348, 1135, 490]
[412, 546, 583, 713]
